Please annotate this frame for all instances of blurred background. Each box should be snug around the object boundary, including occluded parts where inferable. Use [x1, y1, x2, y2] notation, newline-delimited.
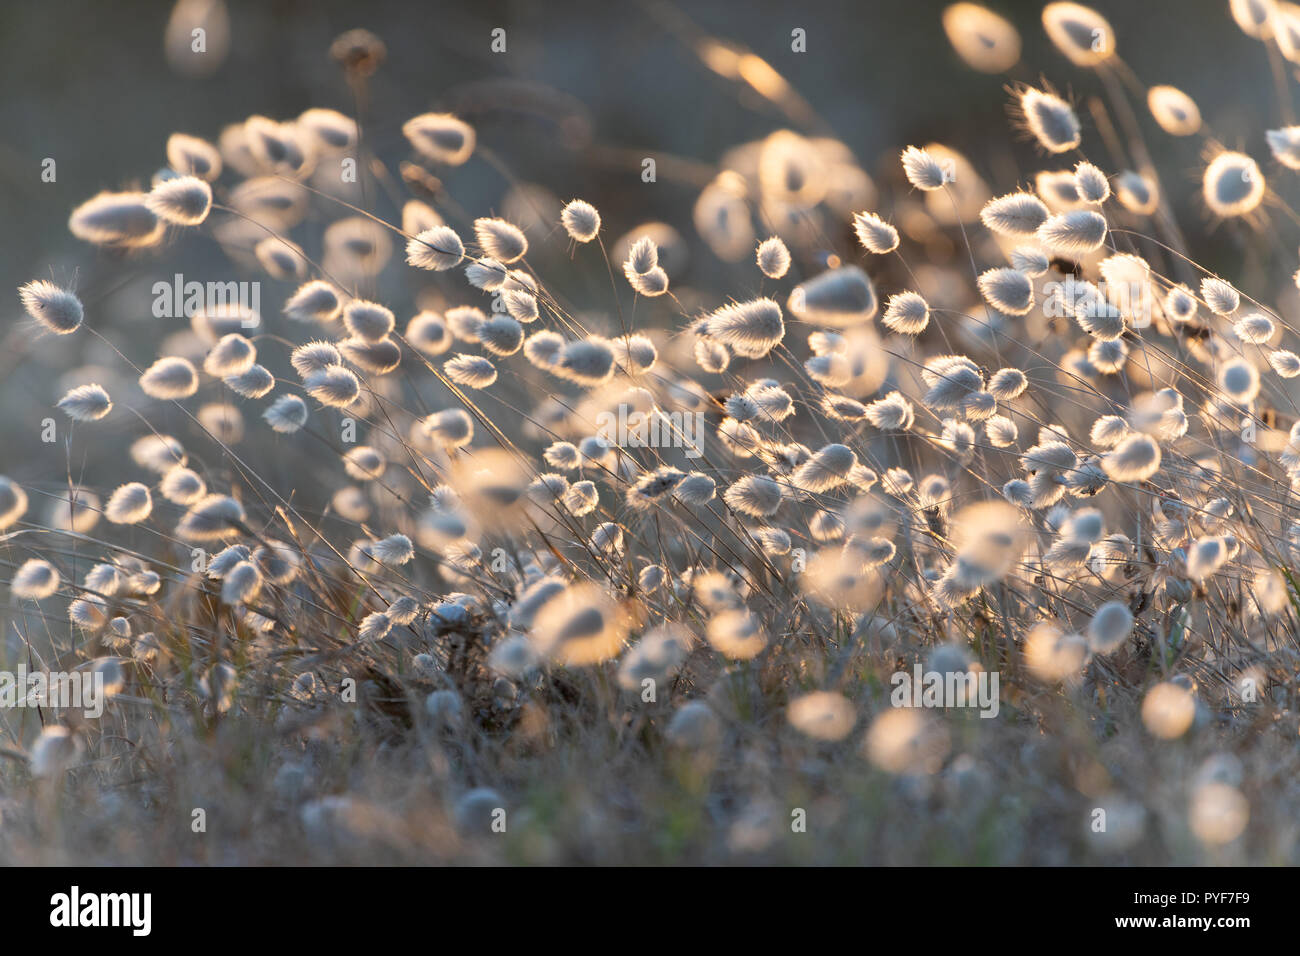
[0, 0, 1279, 483]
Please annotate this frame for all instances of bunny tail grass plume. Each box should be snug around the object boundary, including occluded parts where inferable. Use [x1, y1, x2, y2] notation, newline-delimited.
[1148, 85, 1201, 136]
[473, 217, 528, 263]
[866, 390, 915, 430]
[942, 3, 1020, 73]
[788, 691, 857, 741]
[1114, 170, 1158, 214]
[343, 446, 386, 481]
[304, 363, 360, 407]
[160, 466, 206, 504]
[1227, 0, 1274, 38]
[1267, 127, 1300, 169]
[139, 356, 199, 399]
[1218, 356, 1261, 402]
[1037, 209, 1107, 254]
[1042, 2, 1115, 67]
[57, 383, 112, 421]
[479, 315, 524, 356]
[673, 472, 716, 505]
[220, 561, 262, 605]
[30, 725, 81, 778]
[1018, 86, 1081, 153]
[1073, 162, 1110, 203]
[290, 341, 342, 377]
[610, 334, 657, 372]
[524, 330, 565, 369]
[406, 226, 465, 271]
[444, 354, 498, 388]
[1201, 277, 1240, 316]
[12, 559, 59, 600]
[342, 300, 395, 342]
[299, 107, 358, 152]
[1102, 433, 1162, 482]
[560, 199, 601, 242]
[977, 267, 1034, 315]
[402, 112, 476, 165]
[407, 312, 452, 355]
[283, 280, 343, 323]
[1011, 246, 1050, 275]
[176, 494, 245, 540]
[224, 364, 274, 398]
[68, 191, 163, 248]
[146, 175, 212, 225]
[791, 443, 857, 492]
[980, 193, 1049, 236]
[1234, 312, 1274, 344]
[900, 146, 948, 190]
[371, 533, 414, 566]
[255, 237, 307, 280]
[722, 474, 784, 517]
[555, 338, 616, 386]
[705, 297, 785, 357]
[166, 132, 222, 180]
[883, 291, 930, 334]
[987, 367, 1028, 399]
[1269, 350, 1300, 377]
[756, 236, 791, 278]
[1203, 151, 1264, 217]
[262, 394, 309, 433]
[423, 409, 474, 448]
[788, 266, 877, 325]
[1087, 600, 1133, 653]
[19, 280, 83, 334]
[204, 333, 256, 377]
[465, 257, 509, 290]
[105, 482, 153, 524]
[852, 211, 899, 253]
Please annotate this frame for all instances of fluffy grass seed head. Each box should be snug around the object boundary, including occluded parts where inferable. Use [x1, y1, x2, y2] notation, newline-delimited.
[560, 199, 601, 242]
[57, 383, 112, 421]
[756, 236, 791, 278]
[12, 559, 59, 600]
[1042, 2, 1115, 67]
[261, 394, 308, 433]
[1203, 151, 1265, 217]
[1148, 85, 1202, 136]
[1037, 209, 1108, 254]
[19, 280, 83, 334]
[406, 226, 465, 271]
[473, 217, 528, 263]
[852, 211, 900, 254]
[900, 146, 949, 190]
[1018, 86, 1081, 153]
[942, 3, 1021, 73]
[146, 175, 212, 226]
[105, 482, 152, 524]
[283, 280, 343, 323]
[980, 192, 1049, 236]
[402, 112, 475, 165]
[304, 363, 361, 407]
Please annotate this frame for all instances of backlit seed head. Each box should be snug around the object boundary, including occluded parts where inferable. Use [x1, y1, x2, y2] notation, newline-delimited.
[1203, 151, 1264, 218]
[146, 175, 212, 226]
[560, 199, 601, 242]
[1018, 86, 1082, 153]
[19, 280, 83, 334]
